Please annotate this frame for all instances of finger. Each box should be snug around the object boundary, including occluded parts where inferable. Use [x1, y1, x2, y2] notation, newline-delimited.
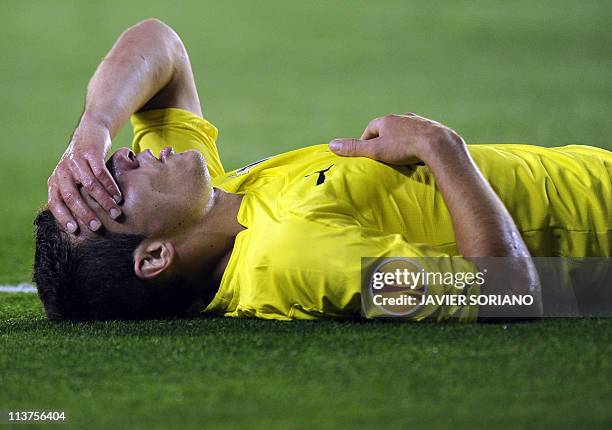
[359, 117, 385, 140]
[87, 156, 122, 204]
[359, 124, 379, 141]
[47, 177, 78, 234]
[75, 159, 122, 219]
[57, 171, 102, 232]
[328, 137, 382, 159]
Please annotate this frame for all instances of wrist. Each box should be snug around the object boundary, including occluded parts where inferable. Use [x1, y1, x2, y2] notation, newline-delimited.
[417, 129, 468, 166]
[80, 110, 112, 131]
[72, 113, 112, 151]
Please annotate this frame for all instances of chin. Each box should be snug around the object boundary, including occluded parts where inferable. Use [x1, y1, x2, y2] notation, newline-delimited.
[190, 151, 212, 188]
[177, 150, 206, 178]
[188, 149, 207, 169]
[169, 150, 212, 201]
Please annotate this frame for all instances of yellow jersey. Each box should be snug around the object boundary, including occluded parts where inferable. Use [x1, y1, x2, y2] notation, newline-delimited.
[131, 108, 612, 321]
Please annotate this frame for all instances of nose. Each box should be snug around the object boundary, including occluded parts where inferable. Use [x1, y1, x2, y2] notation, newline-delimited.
[111, 148, 140, 177]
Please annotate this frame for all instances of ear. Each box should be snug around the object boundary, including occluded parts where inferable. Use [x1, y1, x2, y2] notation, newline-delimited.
[134, 240, 176, 280]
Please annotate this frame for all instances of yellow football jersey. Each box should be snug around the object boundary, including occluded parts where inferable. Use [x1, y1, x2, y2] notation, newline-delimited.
[131, 108, 611, 321]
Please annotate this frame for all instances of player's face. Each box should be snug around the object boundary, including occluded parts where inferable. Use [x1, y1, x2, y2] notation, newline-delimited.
[81, 146, 213, 237]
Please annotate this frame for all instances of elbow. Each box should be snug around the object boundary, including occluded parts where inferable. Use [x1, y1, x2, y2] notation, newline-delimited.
[516, 257, 543, 318]
[123, 18, 187, 72]
[476, 257, 543, 322]
[127, 18, 185, 56]
[133, 18, 175, 35]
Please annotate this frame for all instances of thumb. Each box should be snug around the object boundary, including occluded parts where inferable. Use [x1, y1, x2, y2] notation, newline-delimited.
[328, 137, 380, 158]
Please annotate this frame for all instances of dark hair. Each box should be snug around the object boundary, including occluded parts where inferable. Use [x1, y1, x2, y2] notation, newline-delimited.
[32, 209, 197, 321]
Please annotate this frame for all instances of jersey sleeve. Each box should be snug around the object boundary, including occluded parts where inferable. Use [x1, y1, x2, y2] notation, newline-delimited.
[130, 108, 225, 178]
[359, 230, 482, 322]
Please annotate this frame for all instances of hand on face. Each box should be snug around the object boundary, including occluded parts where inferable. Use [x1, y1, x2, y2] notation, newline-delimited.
[72, 146, 212, 238]
[47, 121, 123, 234]
[328, 112, 465, 165]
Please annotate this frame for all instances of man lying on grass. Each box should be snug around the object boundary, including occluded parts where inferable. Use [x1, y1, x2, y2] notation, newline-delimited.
[33, 19, 611, 322]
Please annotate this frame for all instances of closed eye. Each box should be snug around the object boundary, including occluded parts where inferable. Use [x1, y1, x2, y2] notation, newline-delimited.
[105, 156, 122, 196]
[105, 156, 117, 181]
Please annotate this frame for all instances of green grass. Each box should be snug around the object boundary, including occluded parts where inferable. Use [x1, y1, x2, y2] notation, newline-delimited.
[2, 295, 612, 429]
[1, 0, 611, 428]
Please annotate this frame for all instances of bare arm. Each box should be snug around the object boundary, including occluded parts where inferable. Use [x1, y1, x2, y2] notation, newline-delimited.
[83, 18, 202, 136]
[48, 18, 201, 234]
[329, 113, 542, 320]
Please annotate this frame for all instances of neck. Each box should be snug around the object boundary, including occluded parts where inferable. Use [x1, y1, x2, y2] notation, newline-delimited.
[174, 188, 245, 302]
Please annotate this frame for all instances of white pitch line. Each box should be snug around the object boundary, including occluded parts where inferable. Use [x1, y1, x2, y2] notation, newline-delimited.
[0, 283, 38, 293]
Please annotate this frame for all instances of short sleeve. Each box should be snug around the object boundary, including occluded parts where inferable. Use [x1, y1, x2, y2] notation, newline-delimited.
[130, 108, 225, 178]
[360, 231, 482, 322]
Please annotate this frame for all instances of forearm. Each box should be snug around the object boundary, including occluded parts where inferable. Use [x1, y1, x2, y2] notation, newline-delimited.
[419, 136, 542, 318]
[420, 137, 529, 258]
[80, 18, 182, 137]
[328, 113, 542, 318]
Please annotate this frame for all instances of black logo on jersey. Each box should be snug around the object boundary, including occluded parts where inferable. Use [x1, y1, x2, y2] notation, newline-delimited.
[305, 164, 334, 186]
